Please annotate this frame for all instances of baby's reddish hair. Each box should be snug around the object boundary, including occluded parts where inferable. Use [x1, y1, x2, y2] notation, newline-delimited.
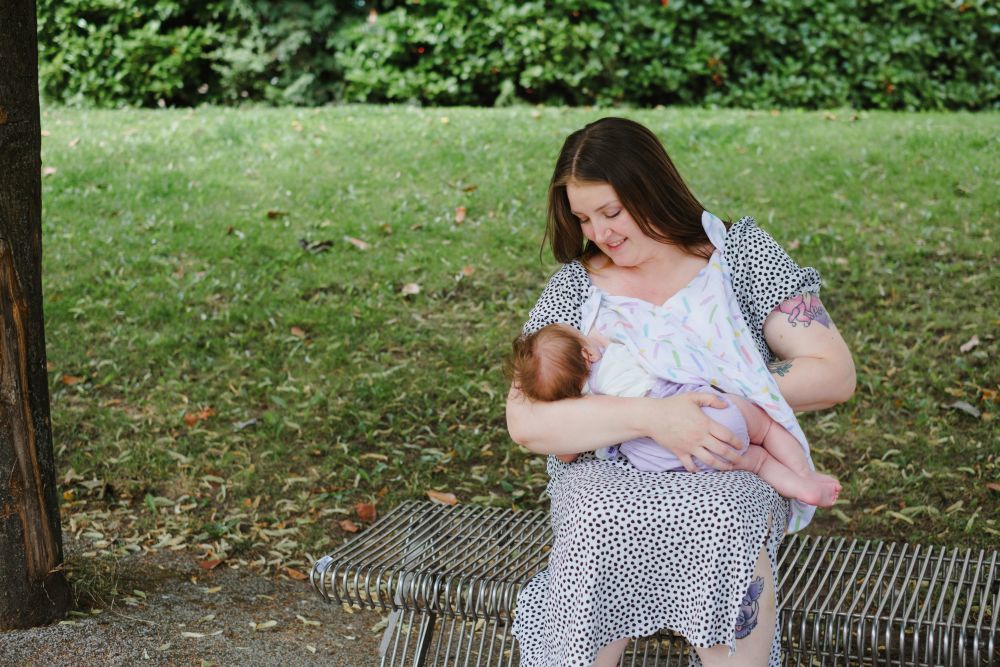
[508, 324, 589, 402]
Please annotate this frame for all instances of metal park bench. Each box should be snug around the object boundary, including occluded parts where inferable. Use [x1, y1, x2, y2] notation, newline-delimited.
[312, 500, 998, 666]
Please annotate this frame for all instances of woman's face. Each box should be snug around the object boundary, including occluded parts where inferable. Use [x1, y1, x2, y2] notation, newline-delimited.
[566, 181, 656, 267]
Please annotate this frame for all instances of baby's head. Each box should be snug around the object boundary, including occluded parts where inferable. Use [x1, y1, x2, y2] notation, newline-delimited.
[509, 323, 601, 401]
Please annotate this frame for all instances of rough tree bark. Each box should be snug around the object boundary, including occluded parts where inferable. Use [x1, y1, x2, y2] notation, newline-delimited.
[0, 0, 72, 628]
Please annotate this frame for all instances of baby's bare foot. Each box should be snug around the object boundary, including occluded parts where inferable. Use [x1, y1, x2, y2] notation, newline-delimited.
[799, 472, 842, 508]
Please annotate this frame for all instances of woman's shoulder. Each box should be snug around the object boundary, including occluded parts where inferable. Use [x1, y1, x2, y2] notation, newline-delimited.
[551, 259, 591, 287]
[522, 260, 592, 334]
[724, 215, 819, 287]
[722, 215, 822, 360]
[724, 215, 768, 255]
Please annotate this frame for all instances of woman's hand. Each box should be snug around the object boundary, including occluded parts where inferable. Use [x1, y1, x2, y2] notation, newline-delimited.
[641, 393, 746, 473]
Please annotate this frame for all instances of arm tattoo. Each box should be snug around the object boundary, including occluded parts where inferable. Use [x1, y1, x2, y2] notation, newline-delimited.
[774, 293, 832, 328]
[768, 360, 793, 377]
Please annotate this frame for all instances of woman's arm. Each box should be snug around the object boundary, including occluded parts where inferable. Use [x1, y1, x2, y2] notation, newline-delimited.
[506, 384, 746, 472]
[763, 293, 856, 411]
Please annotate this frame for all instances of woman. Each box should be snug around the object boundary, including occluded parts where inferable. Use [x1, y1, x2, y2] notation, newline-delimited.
[507, 117, 855, 667]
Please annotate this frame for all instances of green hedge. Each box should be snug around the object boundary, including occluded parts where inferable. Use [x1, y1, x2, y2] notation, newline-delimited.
[38, 0, 998, 109]
[37, 0, 360, 107]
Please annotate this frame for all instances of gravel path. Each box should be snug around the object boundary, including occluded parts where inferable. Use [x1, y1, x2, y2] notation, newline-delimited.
[0, 548, 383, 667]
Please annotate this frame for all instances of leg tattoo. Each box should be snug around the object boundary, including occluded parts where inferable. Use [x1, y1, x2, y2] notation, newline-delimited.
[734, 576, 765, 639]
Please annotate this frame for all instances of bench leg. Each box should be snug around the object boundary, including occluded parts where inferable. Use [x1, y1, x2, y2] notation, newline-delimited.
[412, 612, 435, 666]
[378, 610, 437, 667]
[379, 610, 403, 660]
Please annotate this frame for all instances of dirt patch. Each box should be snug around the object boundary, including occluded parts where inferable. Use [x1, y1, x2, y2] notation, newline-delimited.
[0, 547, 383, 667]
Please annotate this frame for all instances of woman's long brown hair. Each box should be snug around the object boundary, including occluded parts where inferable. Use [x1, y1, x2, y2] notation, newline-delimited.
[544, 117, 714, 264]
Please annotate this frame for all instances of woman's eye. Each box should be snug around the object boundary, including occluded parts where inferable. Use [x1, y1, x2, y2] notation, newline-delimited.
[607, 210, 620, 218]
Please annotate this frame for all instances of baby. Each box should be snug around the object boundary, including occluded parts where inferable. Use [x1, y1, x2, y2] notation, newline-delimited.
[510, 323, 842, 508]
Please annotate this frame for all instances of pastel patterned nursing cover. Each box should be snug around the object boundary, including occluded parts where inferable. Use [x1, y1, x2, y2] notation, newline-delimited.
[579, 211, 816, 532]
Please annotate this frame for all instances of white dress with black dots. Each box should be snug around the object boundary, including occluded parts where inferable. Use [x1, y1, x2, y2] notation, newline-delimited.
[511, 217, 821, 667]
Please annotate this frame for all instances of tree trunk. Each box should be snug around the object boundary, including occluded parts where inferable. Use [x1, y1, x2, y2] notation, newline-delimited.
[0, 0, 72, 628]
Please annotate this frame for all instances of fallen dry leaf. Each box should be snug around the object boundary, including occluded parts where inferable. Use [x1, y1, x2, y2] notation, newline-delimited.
[947, 401, 981, 418]
[339, 519, 359, 533]
[252, 620, 278, 631]
[197, 559, 222, 570]
[61, 374, 84, 386]
[959, 335, 980, 353]
[68, 137, 80, 148]
[355, 502, 377, 523]
[460, 265, 475, 277]
[455, 206, 467, 224]
[42, 166, 57, 177]
[344, 236, 370, 251]
[285, 567, 308, 581]
[462, 184, 478, 192]
[266, 210, 287, 219]
[183, 407, 216, 427]
[426, 490, 458, 506]
[290, 326, 307, 338]
[401, 283, 420, 296]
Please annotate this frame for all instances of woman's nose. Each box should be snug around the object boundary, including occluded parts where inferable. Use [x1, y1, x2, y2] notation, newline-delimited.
[592, 218, 612, 241]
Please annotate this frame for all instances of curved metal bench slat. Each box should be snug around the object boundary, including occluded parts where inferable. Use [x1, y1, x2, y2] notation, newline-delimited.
[312, 501, 998, 666]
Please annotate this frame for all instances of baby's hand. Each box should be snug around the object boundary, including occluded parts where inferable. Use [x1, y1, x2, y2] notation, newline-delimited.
[556, 454, 579, 464]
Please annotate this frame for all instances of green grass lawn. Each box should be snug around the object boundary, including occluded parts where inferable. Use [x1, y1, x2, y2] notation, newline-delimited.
[39, 106, 998, 590]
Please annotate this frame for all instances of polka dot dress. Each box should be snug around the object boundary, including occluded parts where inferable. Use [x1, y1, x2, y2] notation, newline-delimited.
[512, 218, 820, 667]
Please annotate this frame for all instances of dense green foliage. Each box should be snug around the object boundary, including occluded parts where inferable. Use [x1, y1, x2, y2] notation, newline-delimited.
[37, 0, 360, 107]
[39, 0, 998, 109]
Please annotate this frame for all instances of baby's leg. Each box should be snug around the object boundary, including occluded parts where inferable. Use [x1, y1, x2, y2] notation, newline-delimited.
[731, 396, 808, 474]
[734, 445, 840, 507]
[728, 396, 842, 507]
